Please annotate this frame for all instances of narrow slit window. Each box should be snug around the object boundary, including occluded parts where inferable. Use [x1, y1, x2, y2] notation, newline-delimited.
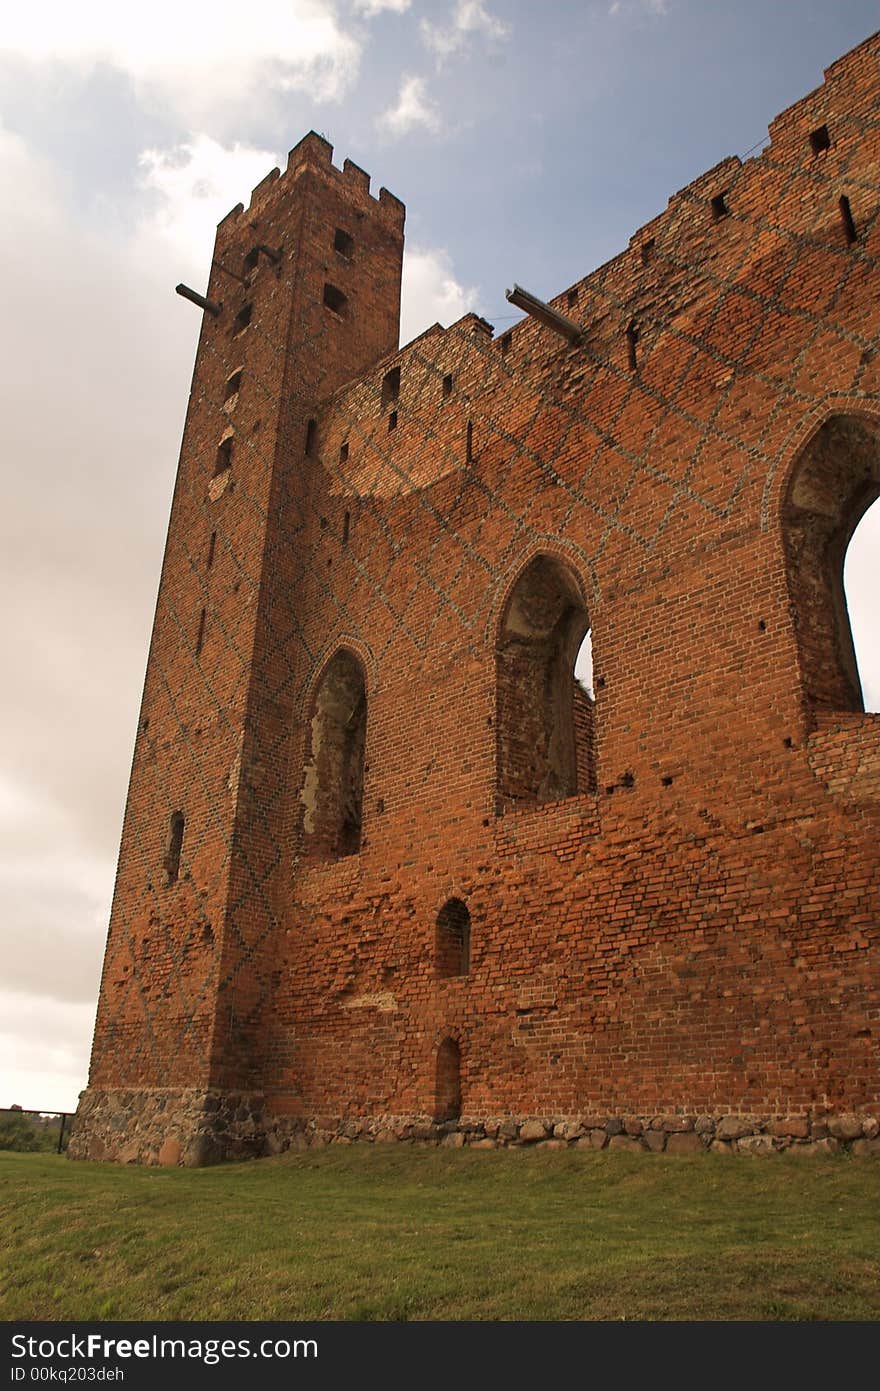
[233, 303, 252, 335]
[243, 247, 260, 274]
[305, 419, 317, 455]
[340, 441, 349, 463]
[381, 366, 401, 409]
[224, 370, 242, 404]
[466, 421, 474, 462]
[640, 237, 655, 265]
[809, 124, 830, 155]
[388, 410, 398, 432]
[334, 227, 354, 258]
[442, 373, 453, 398]
[626, 320, 639, 372]
[342, 511, 350, 545]
[323, 283, 348, 317]
[214, 438, 232, 476]
[164, 812, 184, 885]
[500, 335, 511, 357]
[839, 195, 857, 245]
[195, 608, 206, 657]
[207, 531, 216, 568]
[711, 192, 729, 220]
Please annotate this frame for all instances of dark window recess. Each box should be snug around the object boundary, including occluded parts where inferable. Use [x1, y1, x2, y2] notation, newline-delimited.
[839, 194, 857, 244]
[195, 608, 206, 657]
[641, 237, 655, 265]
[342, 511, 350, 545]
[466, 421, 474, 462]
[214, 438, 233, 476]
[207, 531, 217, 568]
[233, 302, 252, 335]
[224, 370, 242, 403]
[626, 320, 640, 372]
[567, 288, 578, 307]
[300, 649, 367, 860]
[381, 365, 401, 409]
[340, 441, 349, 463]
[334, 227, 354, 258]
[436, 899, 471, 978]
[496, 553, 596, 813]
[442, 373, 453, 398]
[243, 247, 260, 273]
[305, 419, 317, 455]
[323, 283, 348, 316]
[500, 334, 511, 356]
[809, 124, 831, 155]
[164, 812, 184, 885]
[711, 192, 729, 220]
[434, 1038, 461, 1123]
[388, 410, 398, 432]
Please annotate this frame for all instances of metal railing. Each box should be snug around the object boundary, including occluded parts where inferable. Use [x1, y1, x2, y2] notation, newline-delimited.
[0, 1107, 76, 1154]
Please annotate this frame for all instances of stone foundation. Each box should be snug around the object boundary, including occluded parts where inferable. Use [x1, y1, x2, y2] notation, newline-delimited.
[69, 1089, 880, 1164]
[68, 1087, 265, 1166]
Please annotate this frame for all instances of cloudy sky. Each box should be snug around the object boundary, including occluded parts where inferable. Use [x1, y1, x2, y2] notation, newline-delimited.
[2, 0, 878, 1113]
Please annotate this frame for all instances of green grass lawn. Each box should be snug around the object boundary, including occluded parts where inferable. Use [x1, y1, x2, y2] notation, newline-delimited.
[1, 1147, 878, 1321]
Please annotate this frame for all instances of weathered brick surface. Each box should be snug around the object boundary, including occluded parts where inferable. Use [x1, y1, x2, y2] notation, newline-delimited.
[71, 37, 880, 1165]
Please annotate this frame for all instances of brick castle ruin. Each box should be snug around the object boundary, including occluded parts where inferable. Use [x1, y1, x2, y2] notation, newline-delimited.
[71, 34, 879, 1164]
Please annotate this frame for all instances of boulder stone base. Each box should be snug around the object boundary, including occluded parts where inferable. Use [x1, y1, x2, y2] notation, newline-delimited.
[68, 1087, 265, 1166]
[69, 1093, 880, 1166]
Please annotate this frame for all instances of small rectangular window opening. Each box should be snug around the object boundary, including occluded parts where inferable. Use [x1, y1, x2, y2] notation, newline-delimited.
[640, 237, 655, 265]
[165, 811, 184, 885]
[809, 124, 830, 155]
[323, 283, 348, 317]
[839, 194, 857, 245]
[233, 303, 252, 335]
[243, 248, 260, 274]
[224, 370, 242, 404]
[387, 410, 398, 432]
[711, 192, 729, 220]
[334, 227, 354, 258]
[340, 441, 349, 463]
[305, 418, 317, 455]
[567, 288, 578, 308]
[207, 531, 217, 568]
[213, 438, 233, 477]
[500, 334, 510, 357]
[342, 511, 350, 545]
[466, 420, 474, 463]
[381, 366, 401, 409]
[442, 373, 453, 398]
[195, 608, 206, 657]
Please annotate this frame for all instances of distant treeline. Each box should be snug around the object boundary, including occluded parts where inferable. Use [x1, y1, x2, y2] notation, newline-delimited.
[0, 1109, 70, 1153]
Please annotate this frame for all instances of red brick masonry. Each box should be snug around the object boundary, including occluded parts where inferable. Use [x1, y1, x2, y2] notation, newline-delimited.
[70, 34, 880, 1164]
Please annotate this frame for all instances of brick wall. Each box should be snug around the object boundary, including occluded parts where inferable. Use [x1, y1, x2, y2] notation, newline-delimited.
[72, 34, 880, 1164]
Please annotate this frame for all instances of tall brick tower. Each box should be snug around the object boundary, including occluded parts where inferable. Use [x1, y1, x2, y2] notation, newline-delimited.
[72, 135, 405, 1163]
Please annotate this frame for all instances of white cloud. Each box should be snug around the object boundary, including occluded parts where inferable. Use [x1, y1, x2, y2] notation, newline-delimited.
[401, 244, 480, 342]
[0, 1, 361, 125]
[609, 1, 669, 16]
[352, 0, 411, 14]
[421, 0, 509, 62]
[377, 75, 443, 139]
[136, 135, 282, 270]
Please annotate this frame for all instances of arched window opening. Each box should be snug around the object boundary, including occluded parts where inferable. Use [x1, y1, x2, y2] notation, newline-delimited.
[496, 555, 595, 811]
[844, 495, 880, 713]
[782, 415, 880, 722]
[300, 650, 366, 859]
[434, 1038, 461, 1123]
[435, 899, 470, 979]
